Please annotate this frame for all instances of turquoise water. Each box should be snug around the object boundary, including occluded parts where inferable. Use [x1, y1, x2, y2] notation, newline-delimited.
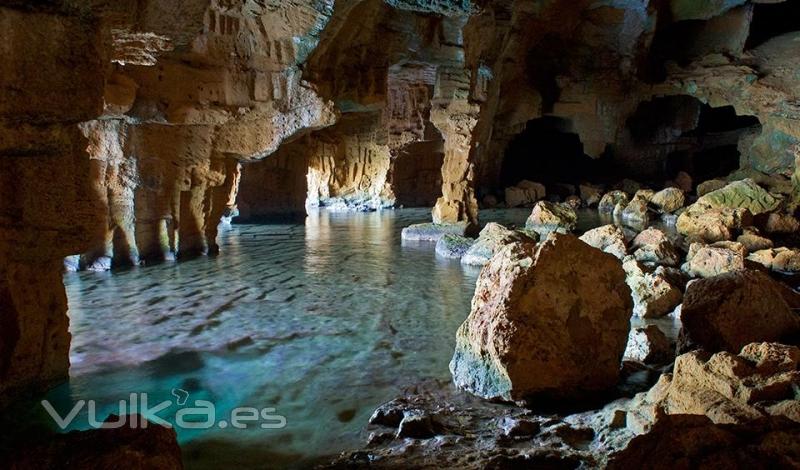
[52, 208, 491, 468]
[13, 207, 677, 468]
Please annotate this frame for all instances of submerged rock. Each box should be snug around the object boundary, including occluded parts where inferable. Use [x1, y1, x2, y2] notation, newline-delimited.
[401, 222, 470, 242]
[579, 224, 627, 260]
[461, 223, 537, 267]
[679, 270, 800, 353]
[450, 234, 632, 403]
[435, 234, 474, 259]
[525, 201, 577, 237]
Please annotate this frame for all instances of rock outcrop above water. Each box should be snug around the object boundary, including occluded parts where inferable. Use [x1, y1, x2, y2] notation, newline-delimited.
[525, 202, 578, 237]
[450, 234, 632, 403]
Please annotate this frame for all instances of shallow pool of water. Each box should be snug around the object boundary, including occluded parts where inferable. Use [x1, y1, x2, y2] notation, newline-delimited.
[20, 207, 678, 468]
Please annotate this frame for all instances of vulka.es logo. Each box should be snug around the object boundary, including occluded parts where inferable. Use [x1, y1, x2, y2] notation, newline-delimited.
[41, 389, 287, 430]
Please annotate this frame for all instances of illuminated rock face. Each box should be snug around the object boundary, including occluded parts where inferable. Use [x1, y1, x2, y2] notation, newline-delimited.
[450, 234, 632, 403]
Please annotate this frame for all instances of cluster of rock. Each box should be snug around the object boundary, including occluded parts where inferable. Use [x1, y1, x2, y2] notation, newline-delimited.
[352, 172, 800, 467]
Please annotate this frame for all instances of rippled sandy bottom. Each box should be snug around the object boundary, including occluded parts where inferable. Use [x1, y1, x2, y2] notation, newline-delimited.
[38, 207, 678, 468]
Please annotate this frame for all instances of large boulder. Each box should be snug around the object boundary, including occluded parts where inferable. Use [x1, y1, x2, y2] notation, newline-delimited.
[737, 227, 774, 253]
[676, 206, 751, 243]
[650, 188, 685, 214]
[695, 179, 783, 215]
[624, 257, 683, 318]
[679, 270, 800, 353]
[696, 178, 727, 197]
[450, 234, 632, 403]
[676, 180, 776, 243]
[579, 224, 627, 259]
[682, 242, 745, 278]
[525, 201, 577, 237]
[607, 413, 800, 470]
[461, 223, 537, 267]
[765, 212, 800, 235]
[631, 228, 682, 267]
[579, 184, 603, 207]
[620, 196, 650, 225]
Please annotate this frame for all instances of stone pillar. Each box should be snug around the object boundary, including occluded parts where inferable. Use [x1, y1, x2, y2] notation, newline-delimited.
[205, 158, 241, 254]
[430, 68, 480, 226]
[78, 119, 139, 270]
[0, 6, 105, 405]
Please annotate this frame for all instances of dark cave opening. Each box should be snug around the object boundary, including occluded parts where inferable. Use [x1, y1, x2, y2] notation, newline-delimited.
[746, 0, 800, 50]
[644, 5, 752, 82]
[668, 104, 762, 184]
[499, 117, 614, 196]
[393, 140, 444, 207]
